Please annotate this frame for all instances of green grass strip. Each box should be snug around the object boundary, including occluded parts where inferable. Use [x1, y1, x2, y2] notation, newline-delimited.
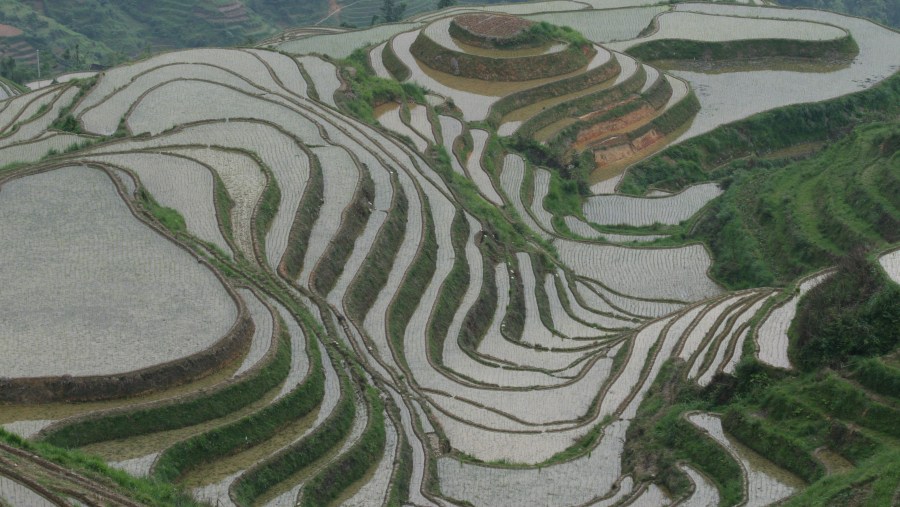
[627, 36, 859, 64]
[313, 166, 375, 296]
[300, 387, 386, 507]
[41, 321, 291, 449]
[388, 198, 437, 370]
[428, 210, 469, 365]
[722, 407, 825, 483]
[254, 156, 283, 263]
[282, 153, 324, 279]
[410, 30, 590, 83]
[232, 356, 356, 506]
[385, 405, 413, 507]
[851, 357, 900, 399]
[345, 173, 408, 323]
[154, 326, 325, 482]
[0, 429, 202, 506]
[382, 40, 410, 81]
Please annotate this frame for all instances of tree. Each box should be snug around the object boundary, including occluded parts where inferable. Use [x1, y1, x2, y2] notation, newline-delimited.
[381, 0, 406, 23]
[437, 0, 456, 8]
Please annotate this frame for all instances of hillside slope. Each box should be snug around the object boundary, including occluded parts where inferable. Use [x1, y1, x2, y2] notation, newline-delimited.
[0, 0, 526, 83]
[0, 1, 898, 506]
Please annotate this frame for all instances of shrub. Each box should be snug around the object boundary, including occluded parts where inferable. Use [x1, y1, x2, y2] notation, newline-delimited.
[793, 251, 900, 369]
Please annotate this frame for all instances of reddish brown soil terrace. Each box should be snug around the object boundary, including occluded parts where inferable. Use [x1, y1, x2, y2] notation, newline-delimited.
[0, 24, 24, 38]
[453, 13, 534, 40]
[574, 103, 656, 150]
[593, 128, 665, 168]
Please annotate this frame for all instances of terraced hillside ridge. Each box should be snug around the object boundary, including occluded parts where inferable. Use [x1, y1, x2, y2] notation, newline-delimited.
[1, 1, 899, 506]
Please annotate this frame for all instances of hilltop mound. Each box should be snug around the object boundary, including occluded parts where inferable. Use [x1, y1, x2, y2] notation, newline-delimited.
[450, 13, 541, 49]
[411, 15, 594, 82]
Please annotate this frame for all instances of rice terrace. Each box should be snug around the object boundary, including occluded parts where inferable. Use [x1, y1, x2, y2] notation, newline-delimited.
[0, 0, 899, 505]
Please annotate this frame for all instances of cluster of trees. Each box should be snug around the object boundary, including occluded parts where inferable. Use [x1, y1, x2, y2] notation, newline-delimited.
[0, 54, 51, 84]
[776, 0, 899, 28]
[372, 0, 454, 25]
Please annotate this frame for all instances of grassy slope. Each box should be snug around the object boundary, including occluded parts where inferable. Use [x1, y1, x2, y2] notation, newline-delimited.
[689, 121, 899, 288]
[1, 429, 203, 506]
[619, 86, 900, 503]
[626, 323, 900, 505]
[618, 73, 900, 289]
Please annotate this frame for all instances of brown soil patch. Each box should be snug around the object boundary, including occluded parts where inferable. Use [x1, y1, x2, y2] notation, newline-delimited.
[594, 143, 635, 167]
[592, 128, 664, 169]
[453, 13, 533, 40]
[589, 121, 692, 184]
[574, 104, 656, 150]
[0, 24, 23, 38]
[632, 128, 664, 151]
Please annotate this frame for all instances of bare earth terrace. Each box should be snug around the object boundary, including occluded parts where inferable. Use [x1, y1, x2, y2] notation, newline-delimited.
[452, 13, 534, 41]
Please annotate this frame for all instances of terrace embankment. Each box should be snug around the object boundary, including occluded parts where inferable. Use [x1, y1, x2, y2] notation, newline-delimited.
[0, 165, 249, 403]
[627, 36, 860, 72]
[410, 13, 595, 82]
[449, 14, 543, 49]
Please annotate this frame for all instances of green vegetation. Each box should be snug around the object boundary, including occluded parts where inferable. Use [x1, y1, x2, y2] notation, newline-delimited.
[232, 361, 357, 506]
[313, 168, 375, 296]
[254, 162, 283, 263]
[340, 49, 425, 124]
[49, 78, 96, 134]
[487, 54, 620, 124]
[722, 408, 825, 482]
[687, 121, 899, 288]
[433, 143, 529, 250]
[382, 39, 411, 81]
[0, 429, 202, 506]
[380, 0, 408, 23]
[388, 198, 438, 370]
[459, 240, 498, 351]
[626, 340, 900, 506]
[428, 210, 470, 365]
[850, 356, 900, 398]
[620, 73, 900, 195]
[513, 63, 646, 142]
[620, 238, 900, 504]
[387, 430, 414, 507]
[139, 188, 187, 234]
[449, 18, 589, 50]
[282, 154, 324, 278]
[502, 258, 526, 342]
[40, 323, 290, 448]
[345, 174, 408, 323]
[154, 325, 325, 482]
[300, 387, 386, 507]
[525, 21, 590, 48]
[792, 252, 900, 369]
[410, 30, 592, 82]
[627, 35, 859, 65]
